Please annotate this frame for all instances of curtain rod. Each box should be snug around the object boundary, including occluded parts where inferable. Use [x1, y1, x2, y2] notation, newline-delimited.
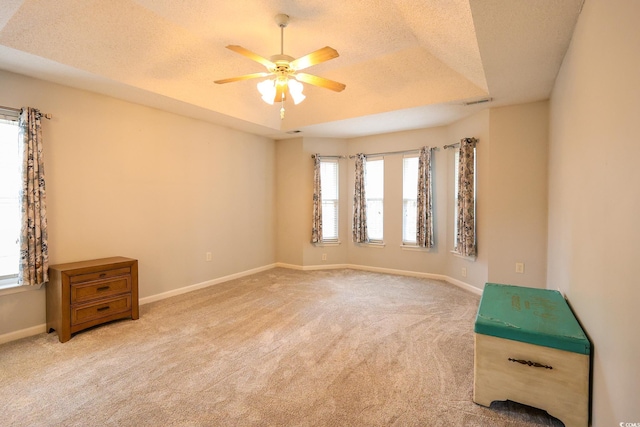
[347, 147, 439, 159]
[444, 138, 479, 150]
[0, 105, 52, 120]
[311, 154, 346, 159]
[312, 139, 478, 160]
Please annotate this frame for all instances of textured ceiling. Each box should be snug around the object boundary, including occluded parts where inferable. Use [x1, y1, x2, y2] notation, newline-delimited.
[0, 0, 584, 139]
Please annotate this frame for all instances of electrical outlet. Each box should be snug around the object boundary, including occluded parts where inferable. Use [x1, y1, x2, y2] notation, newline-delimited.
[322, 253, 327, 261]
[206, 252, 212, 262]
[515, 262, 524, 274]
[461, 267, 467, 278]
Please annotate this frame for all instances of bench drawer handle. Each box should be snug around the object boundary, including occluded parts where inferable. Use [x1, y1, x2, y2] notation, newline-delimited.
[97, 306, 110, 312]
[99, 273, 107, 278]
[97, 286, 110, 291]
[508, 358, 553, 370]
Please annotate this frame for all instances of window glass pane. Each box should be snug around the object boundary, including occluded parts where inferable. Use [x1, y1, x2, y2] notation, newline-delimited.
[403, 157, 418, 199]
[0, 121, 20, 278]
[320, 161, 338, 200]
[365, 159, 384, 241]
[320, 160, 339, 241]
[403, 156, 419, 244]
[321, 201, 338, 241]
[403, 200, 417, 243]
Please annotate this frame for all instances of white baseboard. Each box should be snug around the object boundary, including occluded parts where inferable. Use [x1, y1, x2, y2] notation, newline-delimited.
[350, 264, 482, 295]
[138, 263, 277, 305]
[444, 275, 483, 296]
[0, 323, 47, 345]
[277, 262, 483, 296]
[275, 262, 351, 271]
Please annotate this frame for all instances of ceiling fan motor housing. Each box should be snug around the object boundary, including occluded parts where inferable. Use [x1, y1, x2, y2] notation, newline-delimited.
[274, 14, 289, 28]
[270, 54, 296, 75]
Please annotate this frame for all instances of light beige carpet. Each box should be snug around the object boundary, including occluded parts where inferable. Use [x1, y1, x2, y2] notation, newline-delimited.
[1, 268, 564, 426]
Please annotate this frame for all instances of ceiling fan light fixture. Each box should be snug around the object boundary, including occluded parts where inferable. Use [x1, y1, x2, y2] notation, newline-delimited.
[288, 79, 306, 105]
[257, 79, 276, 105]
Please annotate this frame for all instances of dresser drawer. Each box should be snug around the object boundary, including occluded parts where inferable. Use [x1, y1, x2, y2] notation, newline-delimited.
[69, 267, 131, 284]
[71, 275, 131, 304]
[71, 295, 132, 326]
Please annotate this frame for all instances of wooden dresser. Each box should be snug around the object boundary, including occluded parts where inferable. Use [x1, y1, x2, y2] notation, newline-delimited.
[47, 257, 139, 342]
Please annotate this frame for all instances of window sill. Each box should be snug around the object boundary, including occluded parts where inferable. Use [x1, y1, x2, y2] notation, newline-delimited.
[313, 241, 341, 247]
[401, 245, 432, 252]
[450, 250, 477, 262]
[355, 241, 386, 248]
[0, 282, 44, 296]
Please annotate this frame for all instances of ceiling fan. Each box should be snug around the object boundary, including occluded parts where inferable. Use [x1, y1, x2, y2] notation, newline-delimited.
[214, 14, 346, 118]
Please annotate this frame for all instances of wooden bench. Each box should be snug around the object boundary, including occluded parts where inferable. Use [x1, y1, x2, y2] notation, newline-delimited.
[473, 283, 591, 427]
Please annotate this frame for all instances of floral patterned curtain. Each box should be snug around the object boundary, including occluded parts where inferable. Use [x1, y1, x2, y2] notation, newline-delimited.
[18, 108, 49, 286]
[455, 137, 477, 257]
[352, 153, 368, 243]
[311, 154, 323, 243]
[416, 146, 433, 248]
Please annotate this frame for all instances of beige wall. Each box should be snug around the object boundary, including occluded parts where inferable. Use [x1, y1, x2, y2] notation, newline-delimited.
[548, 0, 640, 423]
[0, 70, 276, 336]
[346, 127, 451, 275]
[487, 102, 549, 289]
[275, 138, 305, 266]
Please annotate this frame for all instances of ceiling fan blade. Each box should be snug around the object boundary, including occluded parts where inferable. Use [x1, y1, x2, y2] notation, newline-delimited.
[226, 45, 275, 69]
[289, 46, 339, 71]
[214, 72, 271, 84]
[295, 73, 346, 92]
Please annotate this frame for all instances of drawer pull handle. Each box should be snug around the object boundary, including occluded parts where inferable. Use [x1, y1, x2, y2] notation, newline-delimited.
[97, 306, 110, 312]
[508, 358, 553, 370]
[97, 286, 110, 291]
[99, 273, 107, 278]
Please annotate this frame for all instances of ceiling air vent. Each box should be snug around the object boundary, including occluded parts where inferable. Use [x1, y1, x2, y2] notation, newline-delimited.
[286, 130, 302, 134]
[464, 97, 493, 106]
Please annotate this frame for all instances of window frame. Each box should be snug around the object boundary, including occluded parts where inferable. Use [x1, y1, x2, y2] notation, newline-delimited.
[319, 158, 339, 243]
[0, 114, 21, 291]
[364, 156, 384, 243]
[402, 154, 419, 246]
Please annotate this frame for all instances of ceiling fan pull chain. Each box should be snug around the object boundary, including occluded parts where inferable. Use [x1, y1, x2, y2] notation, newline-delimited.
[280, 94, 285, 119]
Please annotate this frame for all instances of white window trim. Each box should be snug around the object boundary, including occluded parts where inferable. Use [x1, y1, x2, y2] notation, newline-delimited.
[402, 154, 419, 245]
[354, 242, 386, 248]
[0, 114, 21, 294]
[313, 241, 341, 247]
[450, 250, 477, 261]
[320, 159, 339, 243]
[401, 244, 431, 252]
[365, 156, 384, 243]
[0, 280, 44, 296]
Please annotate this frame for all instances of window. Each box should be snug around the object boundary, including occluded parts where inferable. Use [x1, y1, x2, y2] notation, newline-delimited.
[402, 155, 418, 244]
[0, 117, 21, 289]
[320, 160, 339, 241]
[365, 158, 384, 242]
